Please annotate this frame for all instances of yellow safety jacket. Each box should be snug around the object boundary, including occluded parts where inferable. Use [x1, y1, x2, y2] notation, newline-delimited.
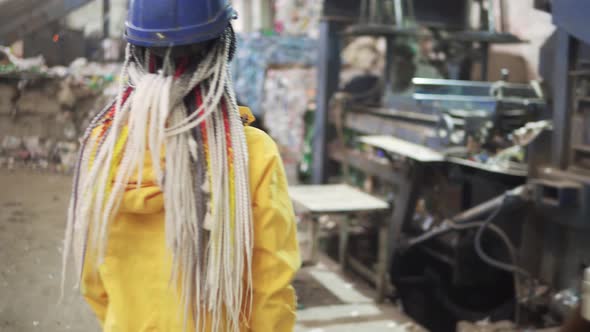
[81, 108, 301, 332]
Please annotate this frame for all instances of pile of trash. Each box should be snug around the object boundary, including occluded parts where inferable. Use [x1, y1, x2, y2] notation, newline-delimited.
[0, 47, 120, 173]
[0, 46, 46, 75]
[49, 57, 119, 91]
[0, 46, 119, 90]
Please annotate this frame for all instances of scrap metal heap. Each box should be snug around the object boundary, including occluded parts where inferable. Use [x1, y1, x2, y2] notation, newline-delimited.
[314, 0, 590, 330]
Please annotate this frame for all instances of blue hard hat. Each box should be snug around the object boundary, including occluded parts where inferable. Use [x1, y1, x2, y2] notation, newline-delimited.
[125, 0, 237, 47]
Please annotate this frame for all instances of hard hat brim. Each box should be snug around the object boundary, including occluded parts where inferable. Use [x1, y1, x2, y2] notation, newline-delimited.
[125, 6, 236, 47]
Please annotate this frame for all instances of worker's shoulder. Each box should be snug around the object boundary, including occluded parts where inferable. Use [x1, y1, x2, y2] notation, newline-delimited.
[244, 126, 281, 162]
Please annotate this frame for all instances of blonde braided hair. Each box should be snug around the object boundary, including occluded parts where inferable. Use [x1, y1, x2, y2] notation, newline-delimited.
[62, 27, 253, 332]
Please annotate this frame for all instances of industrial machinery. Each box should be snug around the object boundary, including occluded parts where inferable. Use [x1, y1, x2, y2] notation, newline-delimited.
[313, 0, 590, 330]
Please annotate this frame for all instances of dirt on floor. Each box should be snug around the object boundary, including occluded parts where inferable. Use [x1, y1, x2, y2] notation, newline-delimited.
[0, 170, 99, 332]
[293, 270, 345, 309]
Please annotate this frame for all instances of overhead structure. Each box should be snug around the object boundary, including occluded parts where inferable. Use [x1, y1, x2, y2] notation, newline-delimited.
[0, 0, 94, 45]
[346, 0, 418, 36]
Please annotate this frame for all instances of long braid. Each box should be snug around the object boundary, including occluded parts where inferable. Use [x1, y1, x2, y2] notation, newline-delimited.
[63, 27, 253, 332]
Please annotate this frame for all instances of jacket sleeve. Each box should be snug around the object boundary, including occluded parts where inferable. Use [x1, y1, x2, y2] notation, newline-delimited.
[81, 247, 109, 326]
[249, 140, 301, 332]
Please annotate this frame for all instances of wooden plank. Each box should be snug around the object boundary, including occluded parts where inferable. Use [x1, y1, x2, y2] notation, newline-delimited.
[360, 135, 444, 163]
[289, 184, 389, 214]
[447, 156, 528, 177]
[349, 105, 439, 125]
[345, 111, 436, 141]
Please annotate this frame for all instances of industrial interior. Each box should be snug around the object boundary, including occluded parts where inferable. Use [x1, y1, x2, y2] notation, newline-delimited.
[0, 0, 589, 331]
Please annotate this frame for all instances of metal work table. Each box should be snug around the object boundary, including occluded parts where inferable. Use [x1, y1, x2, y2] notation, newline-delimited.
[289, 184, 390, 302]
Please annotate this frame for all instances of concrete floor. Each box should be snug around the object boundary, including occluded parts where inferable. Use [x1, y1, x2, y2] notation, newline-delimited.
[295, 261, 422, 332]
[0, 170, 99, 332]
[0, 170, 420, 332]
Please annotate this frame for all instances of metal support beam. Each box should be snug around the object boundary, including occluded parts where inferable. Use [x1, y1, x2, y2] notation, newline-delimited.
[387, 163, 424, 279]
[552, 29, 575, 169]
[312, 20, 343, 184]
[383, 37, 395, 102]
[394, 0, 404, 27]
[486, 0, 496, 33]
[481, 42, 490, 81]
[252, 0, 272, 32]
[103, 0, 110, 38]
[499, 0, 508, 33]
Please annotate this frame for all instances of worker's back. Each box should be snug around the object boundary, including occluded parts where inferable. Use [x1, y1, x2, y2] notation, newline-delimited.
[81, 108, 300, 331]
[62, 1, 301, 331]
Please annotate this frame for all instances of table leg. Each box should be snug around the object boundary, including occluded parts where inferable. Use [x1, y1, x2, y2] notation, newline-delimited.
[310, 216, 320, 265]
[388, 164, 424, 269]
[339, 216, 351, 271]
[376, 219, 389, 303]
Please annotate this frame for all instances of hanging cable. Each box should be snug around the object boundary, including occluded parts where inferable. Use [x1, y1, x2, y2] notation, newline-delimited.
[399, 188, 531, 324]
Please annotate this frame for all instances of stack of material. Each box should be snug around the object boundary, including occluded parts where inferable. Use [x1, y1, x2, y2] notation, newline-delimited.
[0, 78, 98, 172]
[231, 34, 318, 116]
[262, 67, 316, 170]
[0, 83, 16, 113]
[341, 36, 387, 83]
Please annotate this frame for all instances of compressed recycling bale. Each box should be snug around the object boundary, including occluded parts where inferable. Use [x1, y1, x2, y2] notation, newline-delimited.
[16, 90, 61, 114]
[0, 114, 46, 138]
[0, 83, 17, 114]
